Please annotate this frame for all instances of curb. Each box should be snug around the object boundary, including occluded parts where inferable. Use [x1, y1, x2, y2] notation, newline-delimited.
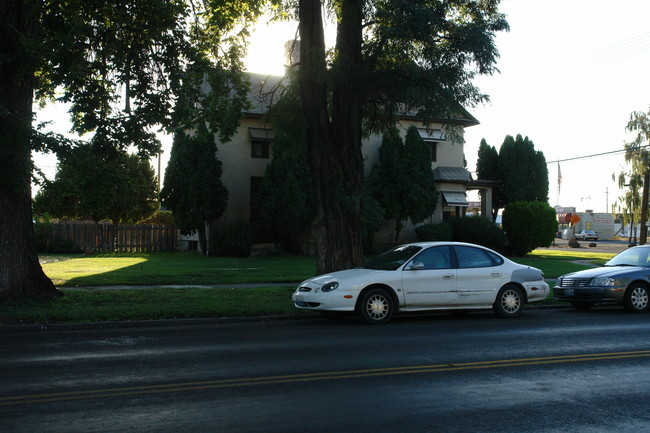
[0, 305, 572, 334]
[0, 313, 321, 334]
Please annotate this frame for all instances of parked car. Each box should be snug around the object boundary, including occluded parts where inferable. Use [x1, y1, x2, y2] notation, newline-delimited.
[292, 242, 550, 324]
[575, 230, 599, 241]
[554, 245, 650, 312]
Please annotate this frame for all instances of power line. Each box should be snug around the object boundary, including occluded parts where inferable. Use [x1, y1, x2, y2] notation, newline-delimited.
[547, 145, 650, 165]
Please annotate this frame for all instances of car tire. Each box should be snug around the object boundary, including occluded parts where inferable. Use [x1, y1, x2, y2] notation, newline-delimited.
[570, 301, 593, 310]
[493, 284, 524, 318]
[623, 283, 650, 313]
[358, 288, 394, 325]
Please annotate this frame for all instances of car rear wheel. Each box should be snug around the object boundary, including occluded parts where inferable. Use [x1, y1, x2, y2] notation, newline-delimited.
[623, 283, 650, 313]
[570, 301, 593, 310]
[493, 284, 524, 318]
[358, 288, 393, 325]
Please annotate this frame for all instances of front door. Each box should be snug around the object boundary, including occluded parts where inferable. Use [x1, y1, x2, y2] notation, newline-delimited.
[401, 246, 459, 308]
[454, 245, 506, 307]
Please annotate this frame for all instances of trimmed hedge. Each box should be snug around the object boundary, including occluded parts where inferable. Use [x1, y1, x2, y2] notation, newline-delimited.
[502, 201, 557, 256]
[415, 223, 453, 241]
[416, 216, 505, 252]
[448, 215, 506, 251]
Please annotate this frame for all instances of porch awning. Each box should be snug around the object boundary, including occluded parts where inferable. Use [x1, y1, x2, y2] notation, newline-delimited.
[442, 191, 468, 207]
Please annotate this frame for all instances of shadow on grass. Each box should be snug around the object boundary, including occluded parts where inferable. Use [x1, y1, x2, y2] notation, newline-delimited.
[42, 252, 317, 287]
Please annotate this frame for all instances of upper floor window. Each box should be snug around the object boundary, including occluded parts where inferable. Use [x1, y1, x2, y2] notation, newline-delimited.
[249, 128, 274, 159]
[417, 128, 444, 163]
[251, 140, 270, 158]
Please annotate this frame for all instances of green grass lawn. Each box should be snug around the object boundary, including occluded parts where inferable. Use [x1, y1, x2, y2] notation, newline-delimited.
[41, 252, 317, 286]
[0, 287, 304, 325]
[0, 249, 614, 325]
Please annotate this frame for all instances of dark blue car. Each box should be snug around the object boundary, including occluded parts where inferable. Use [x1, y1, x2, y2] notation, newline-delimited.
[554, 245, 650, 312]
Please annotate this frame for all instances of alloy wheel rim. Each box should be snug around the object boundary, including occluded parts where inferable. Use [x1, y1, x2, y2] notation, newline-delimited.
[502, 290, 520, 313]
[631, 287, 649, 310]
[367, 295, 388, 319]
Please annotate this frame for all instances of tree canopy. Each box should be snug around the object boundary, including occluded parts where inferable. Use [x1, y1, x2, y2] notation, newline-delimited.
[1, 0, 271, 300]
[161, 126, 229, 255]
[369, 126, 438, 244]
[258, 82, 315, 253]
[33, 142, 159, 223]
[476, 134, 549, 220]
[298, 0, 509, 273]
[2, 0, 508, 299]
[476, 138, 500, 220]
[623, 108, 650, 244]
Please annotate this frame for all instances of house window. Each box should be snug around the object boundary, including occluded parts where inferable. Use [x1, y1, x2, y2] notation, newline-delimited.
[249, 128, 274, 159]
[250, 176, 263, 220]
[417, 128, 443, 163]
[251, 140, 270, 159]
[430, 142, 437, 162]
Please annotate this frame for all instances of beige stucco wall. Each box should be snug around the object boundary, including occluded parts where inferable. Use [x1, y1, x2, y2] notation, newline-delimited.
[216, 118, 272, 224]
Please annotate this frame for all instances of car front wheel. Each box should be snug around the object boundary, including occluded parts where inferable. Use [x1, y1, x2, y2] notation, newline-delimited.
[623, 283, 650, 313]
[358, 288, 394, 325]
[493, 284, 524, 318]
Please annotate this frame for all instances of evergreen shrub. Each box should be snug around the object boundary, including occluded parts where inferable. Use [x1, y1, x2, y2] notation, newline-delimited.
[502, 201, 557, 256]
[210, 221, 251, 257]
[414, 223, 453, 241]
[448, 215, 506, 251]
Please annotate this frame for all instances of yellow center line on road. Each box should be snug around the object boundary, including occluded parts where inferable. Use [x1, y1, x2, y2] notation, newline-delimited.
[3, 350, 650, 406]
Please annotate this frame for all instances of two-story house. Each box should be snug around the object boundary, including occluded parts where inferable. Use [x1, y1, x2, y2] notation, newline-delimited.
[206, 73, 495, 250]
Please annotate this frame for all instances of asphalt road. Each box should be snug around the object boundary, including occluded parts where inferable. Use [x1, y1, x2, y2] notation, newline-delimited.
[3, 308, 650, 433]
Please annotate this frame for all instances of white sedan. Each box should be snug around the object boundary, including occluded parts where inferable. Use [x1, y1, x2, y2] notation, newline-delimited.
[292, 242, 549, 324]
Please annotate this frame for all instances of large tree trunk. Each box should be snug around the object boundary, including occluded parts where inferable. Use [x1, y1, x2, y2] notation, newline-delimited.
[0, 0, 61, 301]
[299, 0, 365, 275]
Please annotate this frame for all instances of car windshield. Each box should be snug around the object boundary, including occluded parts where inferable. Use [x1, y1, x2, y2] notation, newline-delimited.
[606, 248, 650, 267]
[363, 245, 422, 270]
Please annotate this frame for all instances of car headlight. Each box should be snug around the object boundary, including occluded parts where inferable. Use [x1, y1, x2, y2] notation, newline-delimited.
[321, 281, 339, 292]
[556, 278, 562, 287]
[589, 277, 615, 287]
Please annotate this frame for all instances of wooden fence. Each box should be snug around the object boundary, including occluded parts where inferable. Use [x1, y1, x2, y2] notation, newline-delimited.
[43, 222, 179, 252]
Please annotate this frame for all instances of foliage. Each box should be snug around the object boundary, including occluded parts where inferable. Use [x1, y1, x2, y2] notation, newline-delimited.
[258, 81, 315, 252]
[161, 127, 228, 254]
[613, 170, 642, 242]
[502, 201, 557, 256]
[368, 126, 438, 243]
[475, 139, 500, 220]
[210, 221, 251, 257]
[360, 191, 386, 253]
[2, 0, 272, 299]
[448, 215, 506, 251]
[616, 108, 650, 243]
[414, 223, 453, 242]
[297, 0, 509, 273]
[33, 142, 159, 223]
[496, 135, 549, 209]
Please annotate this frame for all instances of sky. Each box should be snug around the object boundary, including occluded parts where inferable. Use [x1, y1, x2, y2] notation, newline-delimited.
[35, 0, 650, 214]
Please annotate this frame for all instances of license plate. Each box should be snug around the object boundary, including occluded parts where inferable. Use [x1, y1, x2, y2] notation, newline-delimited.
[564, 289, 574, 296]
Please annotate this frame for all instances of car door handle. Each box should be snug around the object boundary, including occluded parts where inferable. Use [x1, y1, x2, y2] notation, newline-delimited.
[443, 274, 455, 280]
[491, 272, 502, 277]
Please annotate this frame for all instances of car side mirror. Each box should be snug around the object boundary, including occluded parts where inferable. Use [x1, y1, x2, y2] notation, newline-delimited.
[407, 261, 424, 270]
